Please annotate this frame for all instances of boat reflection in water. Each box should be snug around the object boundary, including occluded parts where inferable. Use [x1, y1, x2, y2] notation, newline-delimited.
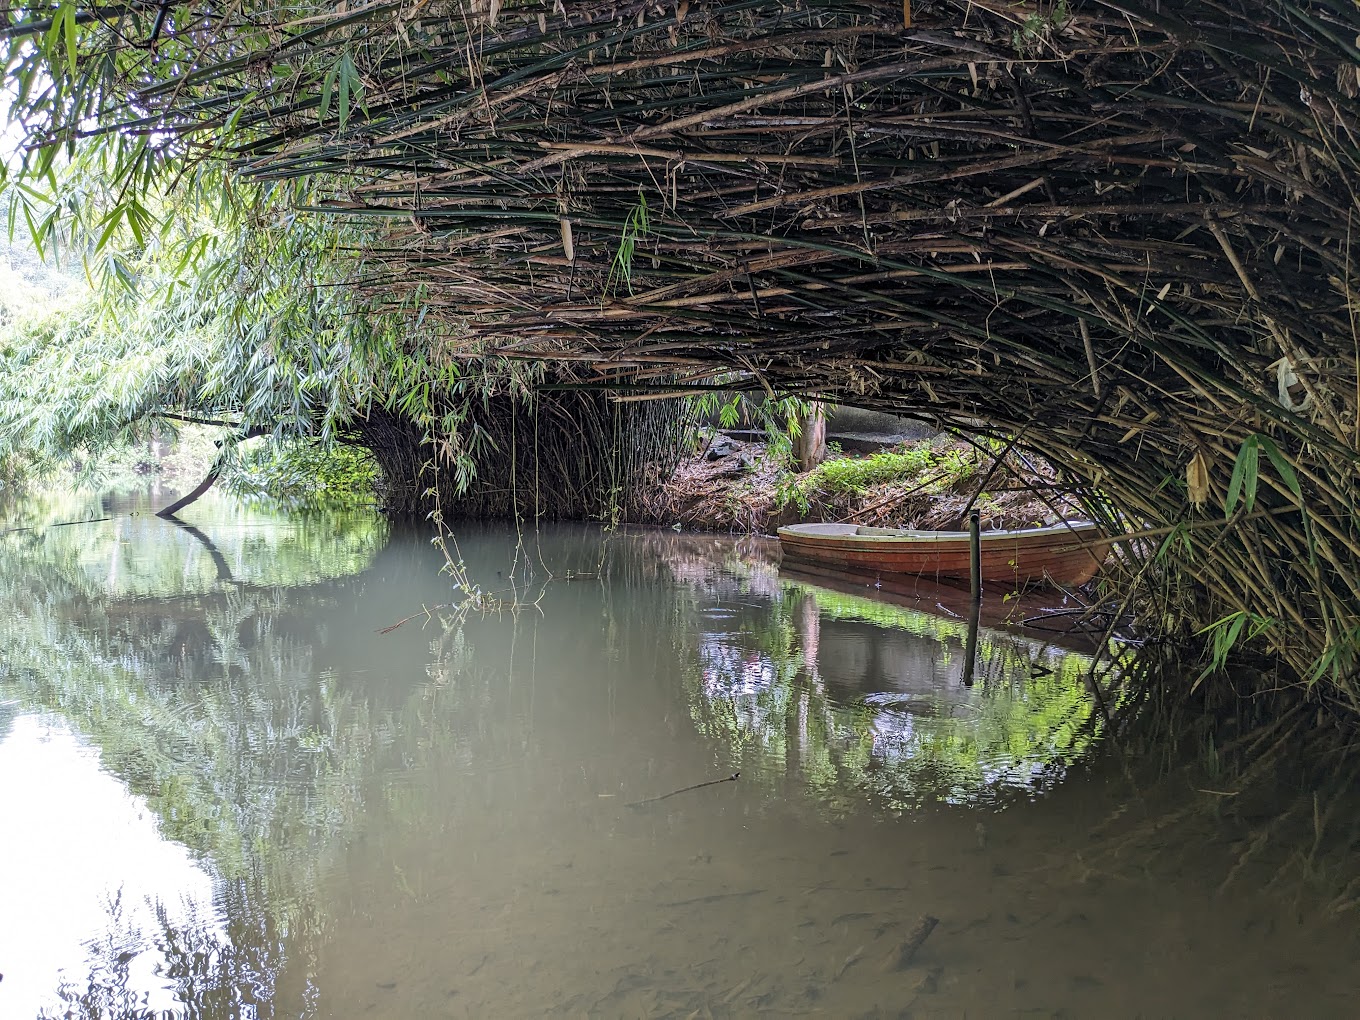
[662, 536, 1108, 811]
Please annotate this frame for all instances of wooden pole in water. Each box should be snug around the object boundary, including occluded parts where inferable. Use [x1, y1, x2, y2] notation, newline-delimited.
[968, 509, 982, 601]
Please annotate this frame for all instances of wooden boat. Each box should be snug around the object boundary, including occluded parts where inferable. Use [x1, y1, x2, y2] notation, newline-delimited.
[776, 521, 1108, 588]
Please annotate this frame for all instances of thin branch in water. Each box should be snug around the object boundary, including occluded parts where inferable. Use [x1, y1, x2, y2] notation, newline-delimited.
[0, 517, 114, 535]
[626, 772, 740, 808]
[376, 603, 456, 635]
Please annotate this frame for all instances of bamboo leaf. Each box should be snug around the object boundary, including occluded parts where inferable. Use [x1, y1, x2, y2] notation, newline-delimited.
[34, 143, 60, 180]
[21, 203, 45, 260]
[321, 63, 339, 123]
[226, 92, 260, 134]
[94, 205, 126, 254]
[338, 50, 364, 132]
[1258, 434, 1302, 500]
[43, 10, 64, 77]
[1224, 612, 1246, 653]
[125, 200, 150, 247]
[1224, 434, 1259, 516]
[339, 63, 351, 132]
[61, 2, 78, 77]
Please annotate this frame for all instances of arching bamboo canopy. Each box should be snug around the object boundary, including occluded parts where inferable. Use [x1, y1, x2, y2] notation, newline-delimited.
[5, 0, 1360, 692]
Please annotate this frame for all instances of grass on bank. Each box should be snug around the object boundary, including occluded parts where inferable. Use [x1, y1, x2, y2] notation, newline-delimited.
[774, 444, 977, 514]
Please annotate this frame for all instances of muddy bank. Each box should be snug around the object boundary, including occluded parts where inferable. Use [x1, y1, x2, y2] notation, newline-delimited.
[635, 433, 1079, 536]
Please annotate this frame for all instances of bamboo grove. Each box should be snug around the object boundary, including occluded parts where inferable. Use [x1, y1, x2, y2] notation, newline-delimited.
[3, 0, 1360, 697]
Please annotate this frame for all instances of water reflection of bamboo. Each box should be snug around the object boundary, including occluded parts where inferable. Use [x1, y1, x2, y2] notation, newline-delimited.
[672, 557, 1106, 808]
[799, 591, 820, 680]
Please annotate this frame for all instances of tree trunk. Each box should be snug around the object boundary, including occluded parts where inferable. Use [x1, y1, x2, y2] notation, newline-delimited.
[156, 466, 221, 518]
[155, 426, 268, 518]
[794, 403, 827, 472]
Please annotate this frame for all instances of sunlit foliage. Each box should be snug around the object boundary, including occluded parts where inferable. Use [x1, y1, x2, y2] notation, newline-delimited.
[0, 166, 505, 500]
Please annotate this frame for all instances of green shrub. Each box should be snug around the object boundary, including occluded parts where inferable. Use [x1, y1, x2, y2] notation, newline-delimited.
[225, 439, 381, 508]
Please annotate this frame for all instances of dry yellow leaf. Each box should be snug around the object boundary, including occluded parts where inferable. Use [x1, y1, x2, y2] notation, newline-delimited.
[1186, 449, 1210, 507]
[559, 217, 575, 262]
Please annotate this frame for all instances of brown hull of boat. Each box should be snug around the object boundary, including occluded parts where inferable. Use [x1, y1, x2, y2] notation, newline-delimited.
[777, 523, 1108, 588]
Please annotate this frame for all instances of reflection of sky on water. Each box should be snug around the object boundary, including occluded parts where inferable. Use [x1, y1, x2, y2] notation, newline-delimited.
[0, 713, 227, 1019]
[0, 500, 391, 1019]
[700, 640, 778, 699]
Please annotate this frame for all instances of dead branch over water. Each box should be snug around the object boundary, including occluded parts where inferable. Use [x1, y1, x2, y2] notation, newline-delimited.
[24, 0, 1360, 693]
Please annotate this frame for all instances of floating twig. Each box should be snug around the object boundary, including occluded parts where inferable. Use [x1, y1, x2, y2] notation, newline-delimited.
[2, 516, 113, 535]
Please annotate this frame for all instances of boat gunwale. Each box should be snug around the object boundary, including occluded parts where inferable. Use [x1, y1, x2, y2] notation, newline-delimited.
[776, 521, 1106, 546]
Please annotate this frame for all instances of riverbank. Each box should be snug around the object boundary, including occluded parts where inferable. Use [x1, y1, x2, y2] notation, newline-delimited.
[636, 431, 1079, 537]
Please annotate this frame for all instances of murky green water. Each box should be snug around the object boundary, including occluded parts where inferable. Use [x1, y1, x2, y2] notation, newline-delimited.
[1, 498, 1356, 1017]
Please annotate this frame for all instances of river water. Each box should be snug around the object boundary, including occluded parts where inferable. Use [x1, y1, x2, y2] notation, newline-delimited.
[1, 498, 1356, 1018]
